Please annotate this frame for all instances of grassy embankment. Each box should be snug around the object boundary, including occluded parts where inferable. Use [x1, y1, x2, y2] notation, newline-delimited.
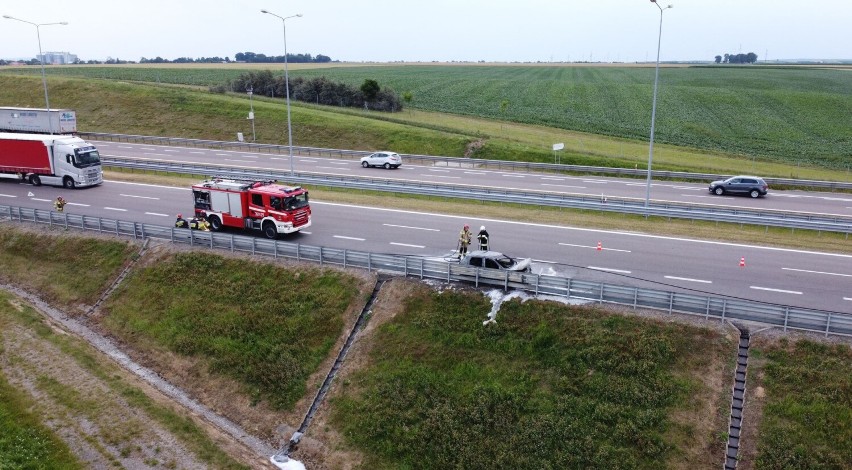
[748, 338, 852, 468]
[0, 227, 249, 468]
[101, 251, 364, 410]
[2, 66, 850, 180]
[329, 285, 734, 469]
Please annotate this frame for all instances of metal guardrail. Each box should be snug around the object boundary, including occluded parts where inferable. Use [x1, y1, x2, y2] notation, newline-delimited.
[2, 203, 850, 337]
[81, 132, 852, 191]
[101, 156, 852, 235]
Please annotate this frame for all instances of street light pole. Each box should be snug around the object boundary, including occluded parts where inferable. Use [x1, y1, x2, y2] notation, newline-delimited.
[261, 10, 302, 176]
[247, 86, 256, 142]
[3, 15, 68, 135]
[644, 1, 672, 209]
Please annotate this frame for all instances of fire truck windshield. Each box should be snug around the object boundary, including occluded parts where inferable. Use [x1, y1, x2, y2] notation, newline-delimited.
[283, 193, 309, 210]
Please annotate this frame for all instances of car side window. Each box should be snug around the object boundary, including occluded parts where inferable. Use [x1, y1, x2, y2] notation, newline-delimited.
[468, 257, 483, 267]
[743, 179, 756, 184]
[485, 259, 500, 269]
[729, 179, 741, 184]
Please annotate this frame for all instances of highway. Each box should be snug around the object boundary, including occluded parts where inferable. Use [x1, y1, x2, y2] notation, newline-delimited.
[93, 141, 852, 218]
[1, 173, 851, 314]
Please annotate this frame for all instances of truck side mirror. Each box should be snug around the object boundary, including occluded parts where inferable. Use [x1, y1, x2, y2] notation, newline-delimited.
[66, 154, 72, 163]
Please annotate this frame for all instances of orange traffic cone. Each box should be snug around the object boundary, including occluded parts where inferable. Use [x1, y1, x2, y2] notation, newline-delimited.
[597, 241, 602, 251]
[739, 257, 746, 267]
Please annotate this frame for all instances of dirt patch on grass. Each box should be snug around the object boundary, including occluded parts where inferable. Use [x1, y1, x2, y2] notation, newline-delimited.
[0, 293, 257, 468]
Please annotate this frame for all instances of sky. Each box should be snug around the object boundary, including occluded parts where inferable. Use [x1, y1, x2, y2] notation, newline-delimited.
[1, 0, 849, 63]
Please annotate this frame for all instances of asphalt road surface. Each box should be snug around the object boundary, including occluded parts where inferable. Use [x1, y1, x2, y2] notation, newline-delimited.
[1, 176, 850, 314]
[94, 141, 852, 218]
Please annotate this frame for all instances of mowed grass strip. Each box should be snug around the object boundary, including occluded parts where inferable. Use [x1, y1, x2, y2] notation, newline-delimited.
[752, 339, 852, 468]
[101, 251, 363, 410]
[0, 226, 136, 307]
[0, 367, 82, 469]
[331, 287, 732, 469]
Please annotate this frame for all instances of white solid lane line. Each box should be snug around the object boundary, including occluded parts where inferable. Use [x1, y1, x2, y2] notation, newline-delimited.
[582, 180, 608, 184]
[501, 174, 525, 178]
[782, 267, 852, 277]
[146, 212, 169, 217]
[104, 207, 128, 212]
[383, 224, 440, 232]
[428, 169, 451, 172]
[664, 275, 712, 284]
[326, 161, 350, 165]
[844, 297, 852, 302]
[66, 202, 90, 207]
[0, 194, 16, 198]
[120, 194, 160, 200]
[334, 235, 365, 241]
[224, 159, 256, 163]
[390, 242, 425, 248]
[558, 242, 631, 253]
[750, 286, 803, 295]
[31, 198, 51, 202]
[189, 151, 206, 154]
[541, 184, 587, 189]
[425, 175, 462, 179]
[164, 149, 180, 152]
[588, 266, 631, 274]
[464, 171, 488, 175]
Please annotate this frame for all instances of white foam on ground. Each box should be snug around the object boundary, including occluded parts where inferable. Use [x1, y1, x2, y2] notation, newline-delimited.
[270, 455, 306, 470]
[483, 289, 592, 325]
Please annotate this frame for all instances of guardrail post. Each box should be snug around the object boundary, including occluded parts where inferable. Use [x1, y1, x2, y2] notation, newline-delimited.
[535, 275, 539, 296]
[504, 271, 509, 292]
[825, 312, 832, 337]
[189, 229, 194, 246]
[599, 282, 604, 304]
[320, 247, 324, 266]
[566, 278, 572, 299]
[251, 238, 256, 255]
[447, 263, 451, 282]
[343, 249, 347, 268]
[209, 233, 213, 248]
[114, 220, 119, 236]
[296, 243, 299, 261]
[274, 241, 278, 259]
[403, 256, 407, 276]
[367, 253, 371, 271]
[230, 234, 234, 252]
[705, 298, 710, 320]
[132, 222, 138, 240]
[783, 307, 789, 331]
[634, 289, 638, 310]
[721, 299, 727, 322]
[475, 268, 479, 288]
[668, 292, 674, 314]
[63, 213, 68, 229]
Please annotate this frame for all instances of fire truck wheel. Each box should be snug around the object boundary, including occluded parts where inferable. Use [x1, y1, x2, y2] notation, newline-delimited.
[207, 215, 222, 231]
[29, 174, 42, 186]
[263, 222, 278, 239]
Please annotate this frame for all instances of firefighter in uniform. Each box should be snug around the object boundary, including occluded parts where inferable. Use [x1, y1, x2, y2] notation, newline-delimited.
[188, 217, 200, 230]
[175, 213, 189, 229]
[54, 196, 66, 212]
[477, 225, 490, 251]
[458, 224, 472, 258]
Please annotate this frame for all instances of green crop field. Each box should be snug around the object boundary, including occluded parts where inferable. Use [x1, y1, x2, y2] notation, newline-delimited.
[6, 63, 850, 169]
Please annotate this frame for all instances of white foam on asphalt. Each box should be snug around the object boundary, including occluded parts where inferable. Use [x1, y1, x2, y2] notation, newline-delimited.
[270, 456, 306, 470]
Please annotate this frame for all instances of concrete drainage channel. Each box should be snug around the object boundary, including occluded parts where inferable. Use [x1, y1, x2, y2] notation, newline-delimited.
[272, 275, 389, 464]
[724, 327, 750, 469]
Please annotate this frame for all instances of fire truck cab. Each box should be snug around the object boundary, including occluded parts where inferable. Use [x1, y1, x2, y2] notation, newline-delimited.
[192, 179, 311, 239]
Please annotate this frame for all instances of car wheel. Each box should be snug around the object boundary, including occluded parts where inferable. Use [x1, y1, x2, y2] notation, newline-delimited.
[714, 187, 724, 196]
[749, 189, 760, 198]
[361, 161, 369, 168]
[383, 163, 391, 169]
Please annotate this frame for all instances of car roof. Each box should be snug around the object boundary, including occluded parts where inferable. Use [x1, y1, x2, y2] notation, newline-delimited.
[729, 175, 765, 179]
[466, 250, 510, 258]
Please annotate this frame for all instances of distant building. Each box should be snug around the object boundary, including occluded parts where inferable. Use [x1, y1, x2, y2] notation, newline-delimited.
[37, 51, 77, 64]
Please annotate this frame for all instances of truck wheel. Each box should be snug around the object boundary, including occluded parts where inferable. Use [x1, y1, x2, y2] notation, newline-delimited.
[207, 215, 222, 231]
[262, 222, 278, 239]
[29, 174, 42, 186]
[63, 177, 76, 189]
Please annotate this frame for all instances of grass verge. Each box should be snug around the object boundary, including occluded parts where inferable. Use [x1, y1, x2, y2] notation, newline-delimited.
[329, 286, 733, 469]
[100, 251, 364, 410]
[750, 338, 852, 468]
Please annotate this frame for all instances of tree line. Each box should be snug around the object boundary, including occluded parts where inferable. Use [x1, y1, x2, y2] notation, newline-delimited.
[0, 51, 332, 66]
[714, 52, 758, 64]
[211, 70, 403, 112]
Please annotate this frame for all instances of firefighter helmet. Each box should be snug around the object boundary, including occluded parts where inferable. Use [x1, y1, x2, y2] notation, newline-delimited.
[177, 213, 182, 218]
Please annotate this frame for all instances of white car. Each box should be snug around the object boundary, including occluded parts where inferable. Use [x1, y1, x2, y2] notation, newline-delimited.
[360, 151, 402, 169]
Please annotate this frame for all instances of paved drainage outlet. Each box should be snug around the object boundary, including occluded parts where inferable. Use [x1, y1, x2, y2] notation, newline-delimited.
[724, 329, 750, 470]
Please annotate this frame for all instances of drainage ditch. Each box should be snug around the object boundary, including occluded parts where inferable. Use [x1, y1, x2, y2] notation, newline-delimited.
[274, 274, 388, 459]
[724, 328, 750, 470]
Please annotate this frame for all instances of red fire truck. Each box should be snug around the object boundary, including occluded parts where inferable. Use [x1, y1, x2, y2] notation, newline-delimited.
[191, 179, 311, 238]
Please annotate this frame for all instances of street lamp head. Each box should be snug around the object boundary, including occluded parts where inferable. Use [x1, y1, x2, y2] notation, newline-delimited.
[59, 21, 68, 25]
[260, 9, 268, 13]
[295, 14, 303, 17]
[2, 15, 12, 19]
